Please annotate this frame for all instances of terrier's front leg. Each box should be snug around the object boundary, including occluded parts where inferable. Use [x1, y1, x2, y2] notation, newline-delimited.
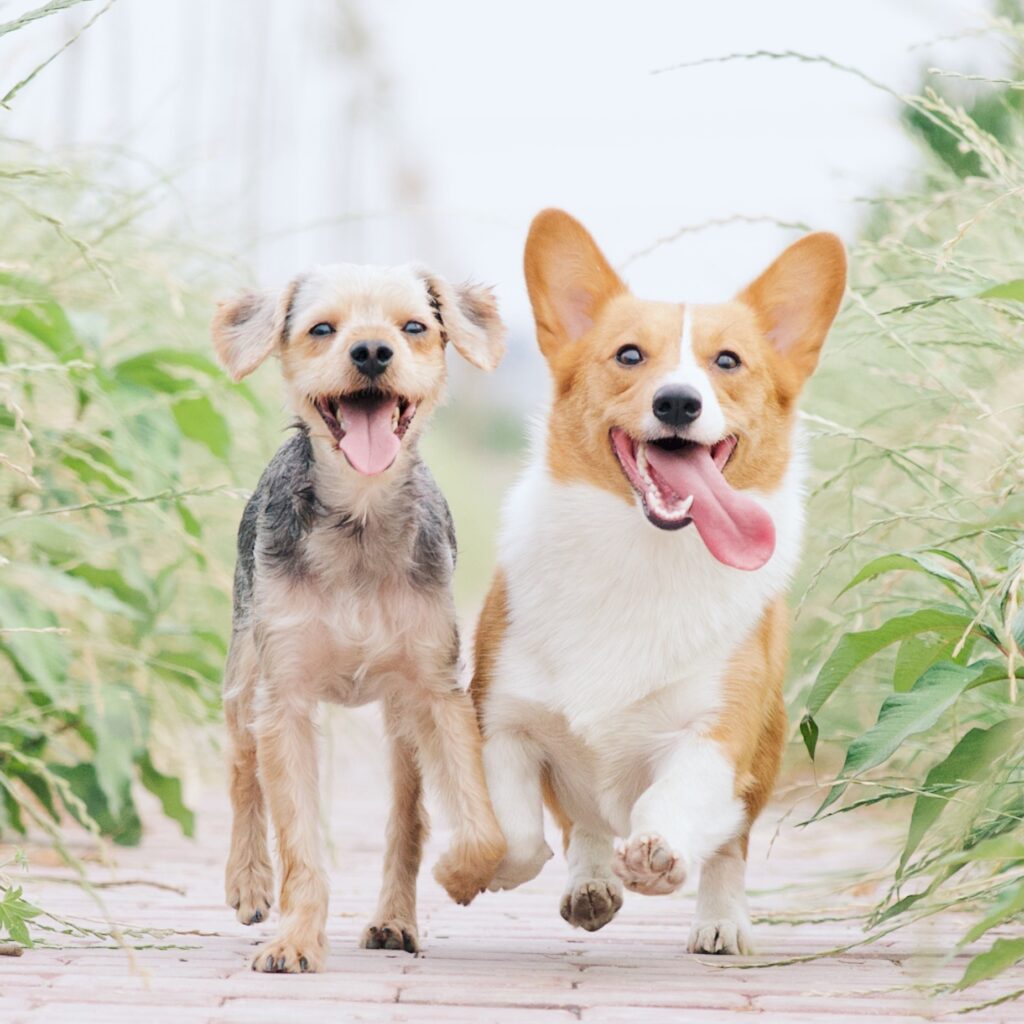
[414, 689, 507, 904]
[252, 694, 328, 973]
[361, 707, 425, 954]
[482, 728, 552, 891]
[615, 734, 744, 899]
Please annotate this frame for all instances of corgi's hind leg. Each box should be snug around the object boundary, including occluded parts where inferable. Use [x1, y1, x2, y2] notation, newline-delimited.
[223, 630, 274, 926]
[690, 686, 785, 956]
[688, 837, 752, 955]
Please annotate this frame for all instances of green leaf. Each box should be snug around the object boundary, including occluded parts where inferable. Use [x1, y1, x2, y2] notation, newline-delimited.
[65, 565, 150, 615]
[52, 763, 142, 846]
[806, 609, 976, 717]
[955, 938, 1024, 990]
[962, 880, 1024, 947]
[0, 271, 80, 360]
[86, 687, 141, 820]
[799, 714, 819, 760]
[171, 396, 230, 459]
[0, 589, 68, 700]
[139, 754, 194, 838]
[941, 835, 1024, 866]
[893, 635, 955, 692]
[815, 661, 983, 817]
[0, 884, 41, 948]
[176, 499, 202, 539]
[898, 719, 1023, 876]
[979, 279, 1024, 302]
[838, 551, 973, 601]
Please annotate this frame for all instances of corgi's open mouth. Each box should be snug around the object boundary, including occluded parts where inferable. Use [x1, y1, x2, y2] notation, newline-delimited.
[609, 428, 775, 571]
[312, 389, 417, 476]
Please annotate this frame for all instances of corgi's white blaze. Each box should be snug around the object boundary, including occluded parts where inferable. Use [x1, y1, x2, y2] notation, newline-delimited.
[480, 425, 806, 890]
[644, 304, 726, 445]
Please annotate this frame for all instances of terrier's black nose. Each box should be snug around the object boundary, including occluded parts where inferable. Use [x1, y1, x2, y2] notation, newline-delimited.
[652, 384, 702, 427]
[350, 340, 393, 380]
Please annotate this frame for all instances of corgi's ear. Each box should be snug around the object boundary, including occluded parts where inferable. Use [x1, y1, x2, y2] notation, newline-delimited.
[420, 274, 507, 372]
[524, 208, 626, 359]
[211, 278, 304, 381]
[738, 232, 846, 382]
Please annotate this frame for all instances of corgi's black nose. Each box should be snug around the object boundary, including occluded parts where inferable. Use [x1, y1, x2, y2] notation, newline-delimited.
[653, 384, 702, 427]
[350, 341, 393, 379]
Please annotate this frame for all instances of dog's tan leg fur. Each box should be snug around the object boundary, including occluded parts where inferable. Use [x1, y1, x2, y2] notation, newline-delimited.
[361, 704, 427, 953]
[252, 691, 328, 973]
[416, 687, 506, 905]
[687, 599, 788, 954]
[223, 632, 274, 926]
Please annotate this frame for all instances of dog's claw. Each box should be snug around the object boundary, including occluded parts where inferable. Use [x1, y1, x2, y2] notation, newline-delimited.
[299, 956, 309, 971]
[251, 909, 263, 923]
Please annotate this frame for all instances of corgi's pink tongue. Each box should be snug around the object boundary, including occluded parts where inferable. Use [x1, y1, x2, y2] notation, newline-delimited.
[645, 444, 776, 571]
[337, 396, 400, 476]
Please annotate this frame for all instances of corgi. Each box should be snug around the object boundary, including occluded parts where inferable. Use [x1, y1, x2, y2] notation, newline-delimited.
[470, 209, 845, 953]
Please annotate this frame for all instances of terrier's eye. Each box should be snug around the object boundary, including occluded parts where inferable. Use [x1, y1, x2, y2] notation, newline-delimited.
[615, 345, 644, 366]
[714, 350, 741, 371]
[403, 320, 427, 335]
[309, 322, 335, 337]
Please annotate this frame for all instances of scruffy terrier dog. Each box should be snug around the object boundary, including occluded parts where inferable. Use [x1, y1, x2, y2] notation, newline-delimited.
[212, 263, 508, 973]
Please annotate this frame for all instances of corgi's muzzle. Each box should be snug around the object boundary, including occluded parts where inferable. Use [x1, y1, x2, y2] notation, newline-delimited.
[609, 428, 776, 572]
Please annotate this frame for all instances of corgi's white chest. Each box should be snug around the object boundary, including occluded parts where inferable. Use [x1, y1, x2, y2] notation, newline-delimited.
[492, 458, 804, 737]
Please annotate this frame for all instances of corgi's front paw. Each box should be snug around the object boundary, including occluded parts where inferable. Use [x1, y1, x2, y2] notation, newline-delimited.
[613, 832, 687, 895]
[487, 839, 553, 891]
[560, 877, 623, 932]
[434, 832, 507, 905]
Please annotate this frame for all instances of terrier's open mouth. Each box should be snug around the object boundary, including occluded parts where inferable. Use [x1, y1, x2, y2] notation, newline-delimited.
[312, 389, 417, 476]
[609, 428, 776, 571]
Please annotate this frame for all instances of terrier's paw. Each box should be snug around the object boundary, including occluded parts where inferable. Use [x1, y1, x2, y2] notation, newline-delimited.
[687, 916, 753, 955]
[434, 834, 507, 905]
[559, 877, 623, 932]
[487, 840, 553, 892]
[360, 918, 418, 954]
[251, 929, 326, 973]
[226, 860, 274, 926]
[613, 833, 687, 895]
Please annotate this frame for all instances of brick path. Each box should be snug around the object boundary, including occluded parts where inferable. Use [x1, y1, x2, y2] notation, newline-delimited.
[2, 716, 1020, 1023]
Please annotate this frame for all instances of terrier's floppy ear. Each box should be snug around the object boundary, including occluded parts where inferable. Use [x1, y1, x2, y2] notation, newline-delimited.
[211, 277, 304, 381]
[524, 208, 626, 360]
[421, 274, 507, 372]
[737, 232, 846, 383]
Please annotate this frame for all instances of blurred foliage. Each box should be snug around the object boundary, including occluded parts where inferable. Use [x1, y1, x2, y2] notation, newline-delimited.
[0, 136, 277, 871]
[778, 17, 1024, 1006]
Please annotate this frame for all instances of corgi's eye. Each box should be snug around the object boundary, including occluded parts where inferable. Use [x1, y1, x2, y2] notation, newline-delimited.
[615, 345, 644, 366]
[309, 322, 335, 337]
[714, 350, 741, 371]
[403, 320, 427, 335]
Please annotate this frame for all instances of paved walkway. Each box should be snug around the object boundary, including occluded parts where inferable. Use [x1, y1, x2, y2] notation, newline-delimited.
[1, 727, 1020, 1023]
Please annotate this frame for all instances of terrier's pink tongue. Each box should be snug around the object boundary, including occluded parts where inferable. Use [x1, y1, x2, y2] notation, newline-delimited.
[645, 444, 776, 571]
[337, 396, 400, 476]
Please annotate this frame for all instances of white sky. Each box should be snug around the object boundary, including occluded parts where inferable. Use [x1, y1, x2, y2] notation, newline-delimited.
[1, 0, 999, 388]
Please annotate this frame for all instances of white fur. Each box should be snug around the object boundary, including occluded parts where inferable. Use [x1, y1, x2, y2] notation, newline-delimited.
[642, 305, 726, 444]
[480, 423, 805, 894]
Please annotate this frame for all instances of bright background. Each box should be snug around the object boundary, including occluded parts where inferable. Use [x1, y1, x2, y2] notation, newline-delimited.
[3, 0, 996, 378]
